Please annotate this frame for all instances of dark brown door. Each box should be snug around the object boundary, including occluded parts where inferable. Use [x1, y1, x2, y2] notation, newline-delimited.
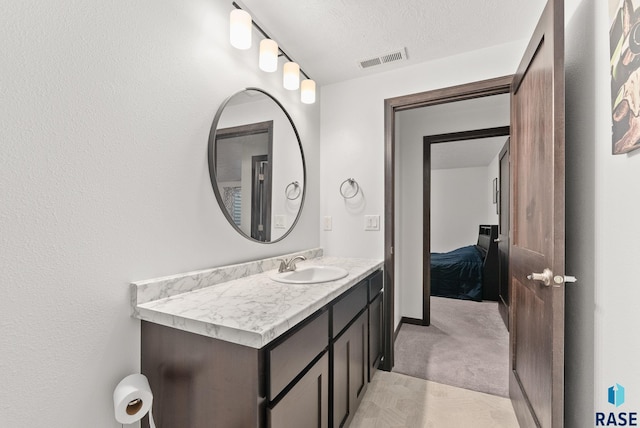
[498, 139, 510, 329]
[509, 0, 565, 426]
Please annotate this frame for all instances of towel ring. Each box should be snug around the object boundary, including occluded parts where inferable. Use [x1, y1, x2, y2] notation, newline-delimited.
[285, 181, 301, 200]
[339, 178, 360, 199]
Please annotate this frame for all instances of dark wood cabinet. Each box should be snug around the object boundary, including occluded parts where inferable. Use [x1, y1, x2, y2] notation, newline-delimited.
[269, 353, 329, 428]
[268, 311, 329, 400]
[333, 281, 367, 335]
[141, 321, 266, 428]
[141, 269, 382, 428]
[367, 270, 384, 380]
[368, 292, 383, 380]
[332, 310, 368, 428]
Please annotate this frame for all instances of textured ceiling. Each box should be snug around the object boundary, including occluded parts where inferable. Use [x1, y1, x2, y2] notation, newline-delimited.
[239, 0, 546, 85]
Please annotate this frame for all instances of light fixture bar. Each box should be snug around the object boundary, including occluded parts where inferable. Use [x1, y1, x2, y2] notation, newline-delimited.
[231, 1, 311, 81]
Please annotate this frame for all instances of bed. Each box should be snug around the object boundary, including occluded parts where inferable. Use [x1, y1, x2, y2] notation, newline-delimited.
[430, 225, 499, 302]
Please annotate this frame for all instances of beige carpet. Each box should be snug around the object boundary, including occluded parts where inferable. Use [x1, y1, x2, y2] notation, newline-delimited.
[393, 297, 509, 397]
[350, 371, 519, 428]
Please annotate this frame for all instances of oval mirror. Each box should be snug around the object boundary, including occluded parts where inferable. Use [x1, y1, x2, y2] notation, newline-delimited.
[208, 88, 306, 243]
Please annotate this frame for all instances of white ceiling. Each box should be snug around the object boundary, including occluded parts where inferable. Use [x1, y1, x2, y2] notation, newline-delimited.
[431, 136, 507, 170]
[239, 0, 546, 85]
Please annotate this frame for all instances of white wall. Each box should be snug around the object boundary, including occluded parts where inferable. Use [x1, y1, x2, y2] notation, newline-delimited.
[322, 61, 516, 325]
[430, 167, 495, 253]
[565, 0, 640, 425]
[320, 42, 522, 259]
[0, 1, 320, 427]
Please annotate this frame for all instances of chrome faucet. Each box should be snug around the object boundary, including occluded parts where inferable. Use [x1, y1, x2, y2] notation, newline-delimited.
[278, 255, 307, 272]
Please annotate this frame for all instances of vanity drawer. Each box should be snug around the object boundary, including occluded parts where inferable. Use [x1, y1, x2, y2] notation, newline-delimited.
[332, 281, 367, 338]
[368, 270, 383, 302]
[268, 310, 329, 400]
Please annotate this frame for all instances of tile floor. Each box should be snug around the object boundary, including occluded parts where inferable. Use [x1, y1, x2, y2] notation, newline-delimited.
[349, 371, 520, 428]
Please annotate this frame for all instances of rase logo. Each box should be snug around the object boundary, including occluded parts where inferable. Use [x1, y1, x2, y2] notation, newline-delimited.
[596, 384, 637, 426]
[610, 384, 627, 408]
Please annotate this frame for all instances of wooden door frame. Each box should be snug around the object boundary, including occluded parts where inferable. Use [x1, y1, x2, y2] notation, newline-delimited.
[422, 126, 510, 326]
[497, 139, 511, 330]
[382, 75, 512, 370]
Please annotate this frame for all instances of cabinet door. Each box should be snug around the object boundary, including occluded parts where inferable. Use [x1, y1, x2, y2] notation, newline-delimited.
[332, 310, 368, 428]
[269, 353, 329, 428]
[368, 292, 383, 380]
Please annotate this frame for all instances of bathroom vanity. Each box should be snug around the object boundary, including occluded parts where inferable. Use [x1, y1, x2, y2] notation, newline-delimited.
[131, 250, 383, 428]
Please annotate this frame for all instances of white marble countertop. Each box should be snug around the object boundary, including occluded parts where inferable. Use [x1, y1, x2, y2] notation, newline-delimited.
[132, 255, 383, 349]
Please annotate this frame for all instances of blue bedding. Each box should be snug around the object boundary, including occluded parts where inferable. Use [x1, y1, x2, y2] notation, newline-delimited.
[430, 245, 485, 301]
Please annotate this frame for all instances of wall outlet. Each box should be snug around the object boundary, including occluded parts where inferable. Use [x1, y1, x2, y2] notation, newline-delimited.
[364, 215, 380, 231]
[323, 216, 332, 231]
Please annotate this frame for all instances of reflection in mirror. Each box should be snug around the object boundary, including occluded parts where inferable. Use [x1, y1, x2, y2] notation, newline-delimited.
[208, 88, 306, 243]
[216, 121, 273, 241]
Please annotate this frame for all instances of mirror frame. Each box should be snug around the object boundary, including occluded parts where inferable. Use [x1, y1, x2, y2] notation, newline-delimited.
[207, 87, 307, 244]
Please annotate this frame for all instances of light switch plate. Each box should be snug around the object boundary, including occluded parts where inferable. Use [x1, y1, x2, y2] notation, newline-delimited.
[274, 215, 286, 229]
[323, 216, 332, 231]
[364, 215, 380, 231]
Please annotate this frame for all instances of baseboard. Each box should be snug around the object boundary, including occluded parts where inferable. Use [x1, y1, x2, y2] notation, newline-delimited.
[401, 317, 424, 326]
[394, 317, 427, 344]
[394, 323, 401, 343]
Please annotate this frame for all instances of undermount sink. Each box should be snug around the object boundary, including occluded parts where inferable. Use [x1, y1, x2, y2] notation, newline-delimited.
[270, 266, 349, 284]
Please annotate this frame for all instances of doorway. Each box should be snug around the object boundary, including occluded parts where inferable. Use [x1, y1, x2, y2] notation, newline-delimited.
[390, 98, 511, 397]
[382, 3, 565, 426]
[422, 126, 510, 325]
[382, 75, 512, 370]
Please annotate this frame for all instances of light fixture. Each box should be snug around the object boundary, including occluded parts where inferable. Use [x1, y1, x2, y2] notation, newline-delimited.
[230, 2, 315, 104]
[259, 39, 278, 72]
[300, 79, 316, 104]
[283, 62, 300, 90]
[229, 9, 251, 50]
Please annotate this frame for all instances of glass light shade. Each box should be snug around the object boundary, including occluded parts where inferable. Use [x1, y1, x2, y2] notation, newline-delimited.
[229, 9, 252, 50]
[283, 62, 300, 90]
[259, 39, 278, 72]
[300, 79, 316, 104]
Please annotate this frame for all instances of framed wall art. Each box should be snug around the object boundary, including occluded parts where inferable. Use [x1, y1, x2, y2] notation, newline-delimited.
[610, 0, 640, 154]
[492, 177, 498, 204]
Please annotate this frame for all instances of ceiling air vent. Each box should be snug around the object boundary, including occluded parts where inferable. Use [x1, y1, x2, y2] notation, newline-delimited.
[358, 48, 408, 69]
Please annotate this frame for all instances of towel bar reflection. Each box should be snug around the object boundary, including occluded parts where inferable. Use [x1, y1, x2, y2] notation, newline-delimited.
[285, 181, 301, 200]
[340, 178, 360, 199]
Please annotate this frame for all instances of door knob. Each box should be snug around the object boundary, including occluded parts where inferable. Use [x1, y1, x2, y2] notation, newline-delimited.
[494, 238, 502, 243]
[527, 268, 553, 286]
